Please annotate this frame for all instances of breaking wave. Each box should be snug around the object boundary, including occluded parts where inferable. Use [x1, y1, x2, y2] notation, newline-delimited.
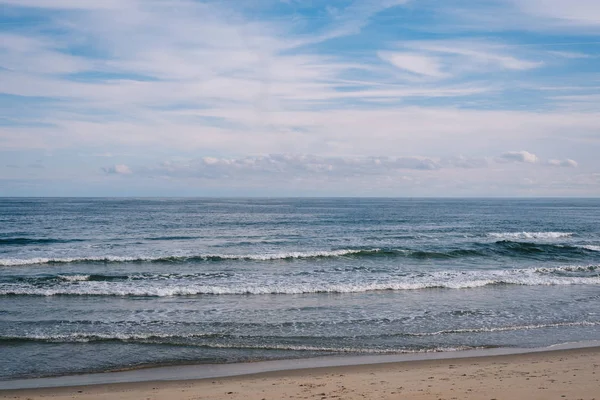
[3, 240, 598, 267]
[487, 232, 574, 240]
[579, 245, 600, 252]
[1, 265, 598, 297]
[0, 249, 378, 266]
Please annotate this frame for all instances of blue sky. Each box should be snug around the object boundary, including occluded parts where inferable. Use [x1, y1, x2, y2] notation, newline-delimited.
[1, 0, 599, 196]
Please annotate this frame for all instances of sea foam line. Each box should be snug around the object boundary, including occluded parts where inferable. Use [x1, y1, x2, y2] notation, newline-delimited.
[579, 245, 600, 252]
[0, 333, 479, 353]
[4, 321, 598, 346]
[487, 232, 574, 240]
[401, 321, 600, 336]
[1, 266, 599, 296]
[3, 240, 598, 267]
[0, 249, 375, 267]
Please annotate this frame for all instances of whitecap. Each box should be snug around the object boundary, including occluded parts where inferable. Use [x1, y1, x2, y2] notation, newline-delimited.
[487, 232, 574, 240]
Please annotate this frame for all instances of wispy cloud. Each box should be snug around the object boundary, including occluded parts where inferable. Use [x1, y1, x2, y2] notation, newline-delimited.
[0, 0, 125, 10]
[290, 0, 410, 46]
[412, 41, 543, 70]
[512, 0, 600, 27]
[378, 52, 448, 78]
[547, 50, 594, 59]
[380, 39, 544, 81]
[0, 0, 598, 196]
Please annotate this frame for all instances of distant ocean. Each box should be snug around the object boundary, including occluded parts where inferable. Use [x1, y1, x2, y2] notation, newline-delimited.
[1, 198, 599, 380]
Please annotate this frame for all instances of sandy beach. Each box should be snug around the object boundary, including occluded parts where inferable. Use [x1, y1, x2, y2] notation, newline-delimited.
[2, 346, 598, 400]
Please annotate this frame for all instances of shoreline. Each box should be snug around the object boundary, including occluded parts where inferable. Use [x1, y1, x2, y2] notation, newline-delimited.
[1, 344, 599, 400]
[1, 340, 599, 391]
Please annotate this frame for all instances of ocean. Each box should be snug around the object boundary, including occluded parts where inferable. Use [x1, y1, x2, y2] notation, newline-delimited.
[1, 198, 599, 381]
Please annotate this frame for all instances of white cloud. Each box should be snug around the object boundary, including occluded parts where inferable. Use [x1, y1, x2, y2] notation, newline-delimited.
[79, 152, 589, 197]
[0, 0, 126, 10]
[498, 151, 539, 163]
[202, 157, 221, 166]
[436, 0, 600, 32]
[549, 94, 600, 112]
[406, 41, 542, 71]
[445, 155, 489, 169]
[139, 154, 484, 181]
[132, 151, 577, 181]
[102, 164, 132, 175]
[378, 52, 448, 78]
[547, 51, 593, 59]
[1, 0, 599, 196]
[2, 106, 599, 159]
[0, 33, 94, 75]
[387, 40, 543, 79]
[551, 94, 600, 102]
[0, 0, 595, 159]
[547, 159, 578, 167]
[294, 0, 409, 46]
[512, 0, 600, 27]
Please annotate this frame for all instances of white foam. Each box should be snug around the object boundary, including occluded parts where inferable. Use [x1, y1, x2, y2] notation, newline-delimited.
[0, 256, 149, 267]
[187, 343, 474, 354]
[1, 265, 598, 296]
[4, 332, 215, 343]
[408, 321, 600, 336]
[7, 321, 599, 345]
[579, 245, 600, 252]
[58, 275, 91, 282]
[2, 333, 474, 353]
[487, 232, 574, 240]
[534, 265, 598, 273]
[220, 249, 370, 261]
[0, 249, 373, 267]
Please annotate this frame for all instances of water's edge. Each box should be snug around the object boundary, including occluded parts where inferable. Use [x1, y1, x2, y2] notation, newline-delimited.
[2, 341, 599, 391]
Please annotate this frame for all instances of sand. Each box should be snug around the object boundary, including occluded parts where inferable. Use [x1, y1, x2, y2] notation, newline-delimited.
[1, 347, 599, 400]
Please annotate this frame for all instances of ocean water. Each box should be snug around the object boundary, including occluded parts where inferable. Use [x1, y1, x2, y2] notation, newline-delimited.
[1, 198, 599, 380]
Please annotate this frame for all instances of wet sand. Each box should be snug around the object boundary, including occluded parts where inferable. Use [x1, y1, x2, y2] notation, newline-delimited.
[1, 346, 599, 400]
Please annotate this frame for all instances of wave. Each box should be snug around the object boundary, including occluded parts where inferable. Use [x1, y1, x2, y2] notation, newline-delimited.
[579, 245, 600, 252]
[0, 248, 478, 267]
[144, 235, 202, 241]
[487, 232, 574, 240]
[9, 271, 234, 284]
[0, 332, 222, 343]
[184, 344, 478, 354]
[407, 249, 485, 259]
[5, 239, 597, 267]
[1, 265, 598, 296]
[0, 238, 84, 246]
[0, 232, 579, 248]
[491, 240, 592, 256]
[0, 333, 479, 353]
[0, 342, 456, 354]
[399, 321, 600, 337]
[0, 249, 379, 266]
[58, 275, 91, 282]
[8, 274, 129, 284]
[3, 321, 597, 347]
[0, 256, 151, 267]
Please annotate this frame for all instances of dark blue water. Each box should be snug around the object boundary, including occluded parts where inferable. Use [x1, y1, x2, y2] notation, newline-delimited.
[1, 198, 599, 380]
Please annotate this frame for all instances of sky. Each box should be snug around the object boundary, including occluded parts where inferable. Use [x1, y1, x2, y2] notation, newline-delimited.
[1, 0, 599, 197]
